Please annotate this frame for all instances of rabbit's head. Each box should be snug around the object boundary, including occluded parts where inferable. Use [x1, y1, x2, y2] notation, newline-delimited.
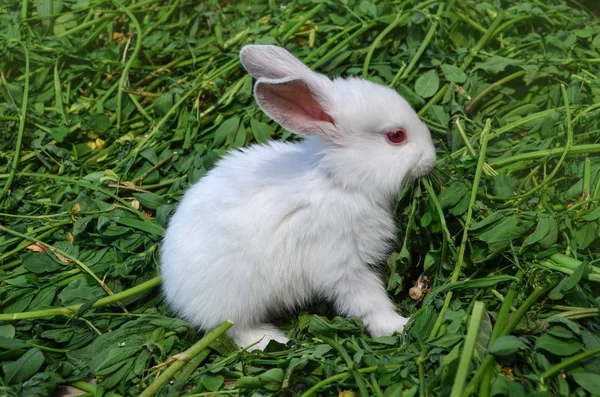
[240, 45, 436, 201]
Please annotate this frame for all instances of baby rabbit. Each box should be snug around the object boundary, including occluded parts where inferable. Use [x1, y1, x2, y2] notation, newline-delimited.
[161, 45, 436, 350]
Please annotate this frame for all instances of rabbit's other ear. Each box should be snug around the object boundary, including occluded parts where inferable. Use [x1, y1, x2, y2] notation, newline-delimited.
[254, 76, 338, 138]
[240, 45, 314, 80]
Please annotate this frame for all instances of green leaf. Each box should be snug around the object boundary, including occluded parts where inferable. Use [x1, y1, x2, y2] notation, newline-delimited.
[29, 286, 57, 310]
[258, 368, 284, 391]
[201, 374, 225, 392]
[116, 217, 163, 236]
[306, 315, 362, 335]
[73, 216, 93, 236]
[438, 182, 470, 209]
[153, 93, 173, 116]
[488, 336, 528, 356]
[429, 333, 463, 348]
[2, 348, 45, 385]
[36, 0, 54, 28]
[414, 69, 440, 98]
[493, 174, 520, 197]
[546, 317, 580, 336]
[214, 116, 240, 146]
[133, 192, 167, 210]
[58, 278, 104, 306]
[473, 55, 522, 74]
[83, 113, 112, 134]
[561, 261, 589, 292]
[440, 64, 467, 83]
[22, 252, 62, 274]
[572, 373, 600, 393]
[53, 13, 77, 35]
[477, 216, 533, 249]
[582, 206, 600, 221]
[410, 306, 437, 342]
[523, 214, 558, 249]
[574, 223, 597, 249]
[235, 376, 261, 390]
[425, 276, 518, 304]
[173, 107, 189, 141]
[0, 336, 29, 350]
[50, 126, 70, 142]
[251, 118, 273, 143]
[41, 328, 74, 343]
[535, 334, 581, 356]
[100, 357, 135, 389]
[0, 325, 16, 339]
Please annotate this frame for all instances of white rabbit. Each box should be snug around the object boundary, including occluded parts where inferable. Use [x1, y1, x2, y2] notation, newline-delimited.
[160, 45, 436, 351]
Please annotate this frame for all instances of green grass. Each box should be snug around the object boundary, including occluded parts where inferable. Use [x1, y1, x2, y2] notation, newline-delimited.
[1, 0, 600, 396]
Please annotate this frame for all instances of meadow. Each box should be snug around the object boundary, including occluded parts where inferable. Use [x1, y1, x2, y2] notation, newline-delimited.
[1, 0, 600, 396]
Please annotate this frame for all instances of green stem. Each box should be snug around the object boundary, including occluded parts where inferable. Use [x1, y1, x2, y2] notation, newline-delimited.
[538, 260, 600, 282]
[363, 13, 405, 78]
[0, 276, 161, 321]
[400, 3, 445, 81]
[115, 63, 231, 171]
[540, 346, 600, 383]
[466, 70, 525, 112]
[450, 301, 486, 397]
[2, 42, 29, 199]
[281, 3, 324, 42]
[419, 13, 504, 116]
[17, 172, 152, 223]
[555, 308, 599, 319]
[53, 61, 66, 123]
[304, 23, 361, 63]
[113, 0, 143, 130]
[462, 283, 555, 397]
[0, 224, 118, 299]
[370, 373, 384, 397]
[429, 120, 492, 340]
[486, 85, 573, 201]
[0, 221, 70, 263]
[20, 0, 27, 18]
[550, 253, 600, 274]
[138, 320, 233, 397]
[422, 178, 455, 259]
[311, 21, 377, 70]
[479, 269, 524, 396]
[490, 144, 600, 168]
[300, 364, 402, 397]
[320, 336, 369, 397]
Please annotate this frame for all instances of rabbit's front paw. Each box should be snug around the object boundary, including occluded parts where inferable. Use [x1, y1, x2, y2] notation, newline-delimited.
[366, 312, 409, 337]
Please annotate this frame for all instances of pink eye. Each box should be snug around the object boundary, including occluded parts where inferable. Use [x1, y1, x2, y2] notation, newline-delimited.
[385, 129, 406, 145]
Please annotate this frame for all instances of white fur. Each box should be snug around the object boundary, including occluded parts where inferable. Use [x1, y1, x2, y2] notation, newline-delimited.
[160, 45, 436, 350]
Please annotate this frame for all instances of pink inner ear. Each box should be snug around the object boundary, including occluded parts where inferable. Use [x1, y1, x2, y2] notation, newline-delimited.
[258, 79, 335, 134]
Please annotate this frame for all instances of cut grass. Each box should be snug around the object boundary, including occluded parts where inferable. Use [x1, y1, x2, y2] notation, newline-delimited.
[1, 1, 600, 396]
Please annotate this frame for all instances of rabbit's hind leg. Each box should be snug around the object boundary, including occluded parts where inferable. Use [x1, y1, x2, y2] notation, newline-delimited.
[229, 324, 289, 351]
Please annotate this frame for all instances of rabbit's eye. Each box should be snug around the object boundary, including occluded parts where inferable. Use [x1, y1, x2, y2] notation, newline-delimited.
[385, 129, 406, 145]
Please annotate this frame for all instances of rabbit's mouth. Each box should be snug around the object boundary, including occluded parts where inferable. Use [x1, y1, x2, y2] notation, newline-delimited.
[410, 152, 437, 179]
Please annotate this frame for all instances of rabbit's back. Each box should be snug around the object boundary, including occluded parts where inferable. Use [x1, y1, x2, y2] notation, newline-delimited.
[160, 139, 396, 330]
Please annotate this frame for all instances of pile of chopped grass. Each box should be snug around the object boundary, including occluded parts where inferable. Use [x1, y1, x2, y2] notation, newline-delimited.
[1, 0, 600, 396]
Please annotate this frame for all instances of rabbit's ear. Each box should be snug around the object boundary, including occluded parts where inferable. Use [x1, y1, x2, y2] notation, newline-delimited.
[254, 76, 337, 137]
[240, 45, 314, 80]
